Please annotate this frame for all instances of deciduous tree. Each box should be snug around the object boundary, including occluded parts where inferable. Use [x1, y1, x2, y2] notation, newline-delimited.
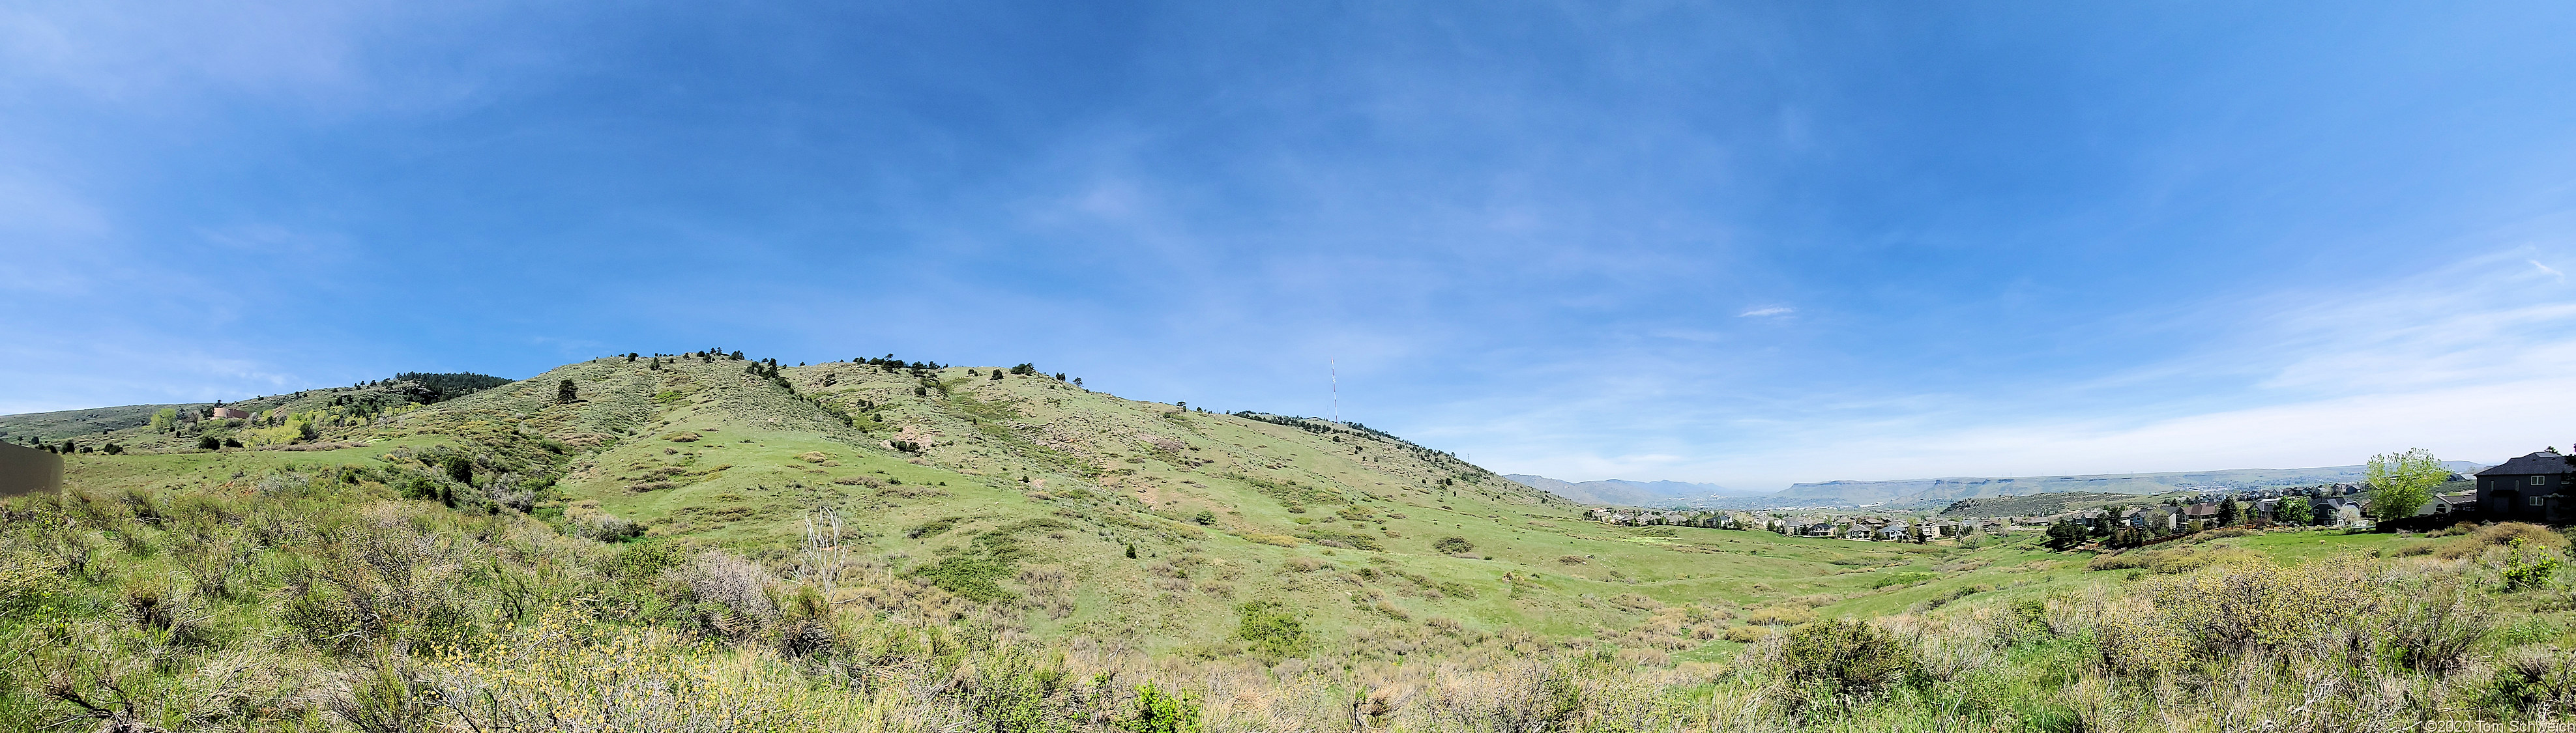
[2365, 448, 2446, 523]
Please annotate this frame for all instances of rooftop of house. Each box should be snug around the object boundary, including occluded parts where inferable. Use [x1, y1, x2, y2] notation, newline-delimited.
[2478, 450, 2576, 477]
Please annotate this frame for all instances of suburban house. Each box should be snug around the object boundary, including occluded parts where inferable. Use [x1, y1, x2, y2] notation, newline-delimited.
[2420, 493, 2477, 516]
[2180, 504, 2219, 524]
[2251, 498, 2279, 523]
[2474, 450, 2574, 523]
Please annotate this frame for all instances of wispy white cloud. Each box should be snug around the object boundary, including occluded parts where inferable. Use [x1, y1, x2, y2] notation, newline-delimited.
[1474, 245, 2576, 489]
[1737, 306, 1793, 317]
[2532, 259, 2564, 281]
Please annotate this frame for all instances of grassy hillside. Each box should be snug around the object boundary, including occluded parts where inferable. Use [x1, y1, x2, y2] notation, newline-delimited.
[0, 403, 202, 444]
[4, 354, 2572, 731]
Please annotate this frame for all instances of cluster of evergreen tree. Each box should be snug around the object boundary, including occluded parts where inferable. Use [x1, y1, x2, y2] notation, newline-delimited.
[746, 358, 793, 390]
[858, 354, 945, 370]
[391, 372, 512, 404]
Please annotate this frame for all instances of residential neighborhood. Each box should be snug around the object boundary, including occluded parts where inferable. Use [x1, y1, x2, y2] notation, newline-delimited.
[1581, 480, 2465, 545]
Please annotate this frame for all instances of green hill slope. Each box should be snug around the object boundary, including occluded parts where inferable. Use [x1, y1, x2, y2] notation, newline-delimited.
[15, 353, 2541, 732]
[45, 352, 1977, 649]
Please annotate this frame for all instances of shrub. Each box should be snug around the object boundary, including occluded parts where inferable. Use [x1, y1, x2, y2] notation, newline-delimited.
[664, 551, 778, 637]
[1121, 683, 1204, 733]
[1746, 606, 1818, 626]
[2376, 542, 2438, 558]
[1432, 536, 1475, 554]
[564, 502, 645, 542]
[1237, 601, 1308, 658]
[2087, 545, 2261, 574]
[1778, 618, 1913, 698]
[2502, 538, 2564, 593]
[1866, 572, 1935, 589]
[1723, 625, 1771, 643]
[2489, 646, 2576, 714]
[905, 555, 1016, 603]
[2132, 558, 2388, 662]
[2439, 522, 2569, 560]
[907, 517, 963, 539]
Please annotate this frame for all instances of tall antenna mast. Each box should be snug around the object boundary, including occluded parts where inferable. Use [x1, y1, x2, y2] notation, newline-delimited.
[1330, 357, 1339, 423]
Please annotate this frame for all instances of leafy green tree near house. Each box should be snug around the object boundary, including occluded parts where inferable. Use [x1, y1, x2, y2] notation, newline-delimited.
[2365, 448, 2446, 523]
[2276, 496, 2313, 525]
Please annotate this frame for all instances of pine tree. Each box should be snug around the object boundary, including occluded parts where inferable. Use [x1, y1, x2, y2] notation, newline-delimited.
[557, 379, 579, 403]
[2044, 519, 2088, 549]
[2217, 497, 2241, 526]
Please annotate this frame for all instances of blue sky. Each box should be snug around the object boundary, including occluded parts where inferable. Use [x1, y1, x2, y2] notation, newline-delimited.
[7, 2, 2576, 489]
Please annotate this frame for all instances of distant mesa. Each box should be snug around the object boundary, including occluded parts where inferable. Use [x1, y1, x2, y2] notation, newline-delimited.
[1514, 461, 2495, 510]
[1502, 474, 1745, 508]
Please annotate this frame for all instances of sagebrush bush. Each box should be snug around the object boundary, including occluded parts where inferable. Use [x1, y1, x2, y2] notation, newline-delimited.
[1776, 618, 1914, 699]
[1745, 606, 1818, 626]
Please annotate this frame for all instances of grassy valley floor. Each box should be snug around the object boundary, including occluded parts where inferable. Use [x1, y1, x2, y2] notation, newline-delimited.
[3, 354, 2573, 731]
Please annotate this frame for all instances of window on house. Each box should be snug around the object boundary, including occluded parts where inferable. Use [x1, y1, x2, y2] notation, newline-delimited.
[2532, 476, 2548, 485]
[2532, 496, 2549, 507]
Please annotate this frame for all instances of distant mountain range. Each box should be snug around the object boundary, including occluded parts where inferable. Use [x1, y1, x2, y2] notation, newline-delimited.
[1499, 475, 1751, 507]
[1508, 461, 2492, 510]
